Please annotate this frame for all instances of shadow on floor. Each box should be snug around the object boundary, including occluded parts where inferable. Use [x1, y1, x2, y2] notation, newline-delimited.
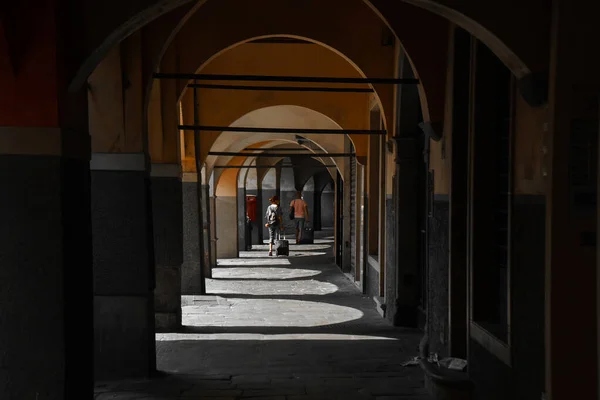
[95, 230, 430, 399]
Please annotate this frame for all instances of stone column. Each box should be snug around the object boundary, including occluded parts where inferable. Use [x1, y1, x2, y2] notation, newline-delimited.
[216, 194, 239, 258]
[238, 183, 247, 251]
[209, 192, 218, 266]
[0, 127, 93, 398]
[201, 183, 213, 277]
[181, 172, 203, 294]
[390, 49, 421, 328]
[91, 153, 156, 380]
[151, 164, 183, 332]
[342, 139, 353, 273]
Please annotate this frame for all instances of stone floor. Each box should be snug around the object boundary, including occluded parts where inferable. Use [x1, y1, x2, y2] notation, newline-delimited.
[95, 232, 430, 399]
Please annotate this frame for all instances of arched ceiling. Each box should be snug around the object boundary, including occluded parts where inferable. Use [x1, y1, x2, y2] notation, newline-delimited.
[207, 105, 347, 175]
[173, 41, 372, 168]
[212, 105, 344, 193]
[72, 0, 548, 107]
[159, 0, 399, 127]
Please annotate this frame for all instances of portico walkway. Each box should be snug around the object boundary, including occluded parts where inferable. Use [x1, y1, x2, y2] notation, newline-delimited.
[95, 232, 430, 399]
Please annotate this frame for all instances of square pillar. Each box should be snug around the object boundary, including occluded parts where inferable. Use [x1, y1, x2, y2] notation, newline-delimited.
[91, 153, 156, 380]
[181, 172, 204, 294]
[201, 183, 213, 275]
[151, 164, 183, 331]
[389, 49, 422, 328]
[216, 194, 239, 258]
[0, 127, 93, 398]
[238, 184, 248, 251]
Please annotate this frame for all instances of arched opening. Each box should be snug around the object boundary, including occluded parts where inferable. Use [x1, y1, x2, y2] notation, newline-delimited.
[5, 0, 589, 399]
[209, 105, 350, 264]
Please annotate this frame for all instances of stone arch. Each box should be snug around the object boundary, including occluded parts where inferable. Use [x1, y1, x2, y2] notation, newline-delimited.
[207, 105, 350, 183]
[73, 0, 544, 119]
[381, 0, 549, 76]
[76, 0, 548, 176]
[169, 25, 395, 130]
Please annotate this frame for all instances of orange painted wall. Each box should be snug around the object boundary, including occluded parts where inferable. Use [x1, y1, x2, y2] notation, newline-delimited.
[178, 42, 375, 170]
[0, 1, 59, 127]
[513, 92, 547, 195]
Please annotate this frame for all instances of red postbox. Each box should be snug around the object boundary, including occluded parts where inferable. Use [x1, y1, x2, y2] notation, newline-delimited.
[246, 195, 257, 222]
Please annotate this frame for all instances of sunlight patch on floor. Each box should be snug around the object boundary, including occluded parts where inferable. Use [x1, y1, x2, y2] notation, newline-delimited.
[205, 278, 338, 296]
[211, 267, 322, 280]
[217, 258, 292, 266]
[156, 333, 398, 341]
[182, 298, 363, 327]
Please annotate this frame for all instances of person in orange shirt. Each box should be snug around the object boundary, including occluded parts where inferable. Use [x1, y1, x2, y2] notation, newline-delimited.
[289, 191, 309, 244]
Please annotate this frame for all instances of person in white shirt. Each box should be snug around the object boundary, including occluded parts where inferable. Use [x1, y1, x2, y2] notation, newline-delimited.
[289, 191, 309, 244]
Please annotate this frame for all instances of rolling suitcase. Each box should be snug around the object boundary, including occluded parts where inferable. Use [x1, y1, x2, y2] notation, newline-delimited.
[299, 226, 314, 244]
[275, 231, 289, 256]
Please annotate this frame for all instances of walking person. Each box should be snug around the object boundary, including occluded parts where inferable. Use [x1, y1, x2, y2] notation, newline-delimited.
[264, 195, 283, 256]
[289, 191, 309, 244]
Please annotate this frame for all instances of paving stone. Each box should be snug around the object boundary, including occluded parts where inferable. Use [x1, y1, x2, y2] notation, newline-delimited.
[95, 232, 429, 400]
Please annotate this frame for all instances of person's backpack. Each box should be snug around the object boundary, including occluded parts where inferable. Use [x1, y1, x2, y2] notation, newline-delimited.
[266, 204, 279, 227]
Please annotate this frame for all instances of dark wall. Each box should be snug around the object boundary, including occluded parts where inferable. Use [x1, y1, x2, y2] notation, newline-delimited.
[321, 191, 335, 228]
[428, 198, 449, 357]
[470, 339, 512, 400]
[468, 195, 546, 400]
[510, 195, 546, 399]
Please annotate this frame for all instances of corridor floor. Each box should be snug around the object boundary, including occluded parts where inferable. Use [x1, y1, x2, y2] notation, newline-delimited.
[95, 233, 430, 400]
